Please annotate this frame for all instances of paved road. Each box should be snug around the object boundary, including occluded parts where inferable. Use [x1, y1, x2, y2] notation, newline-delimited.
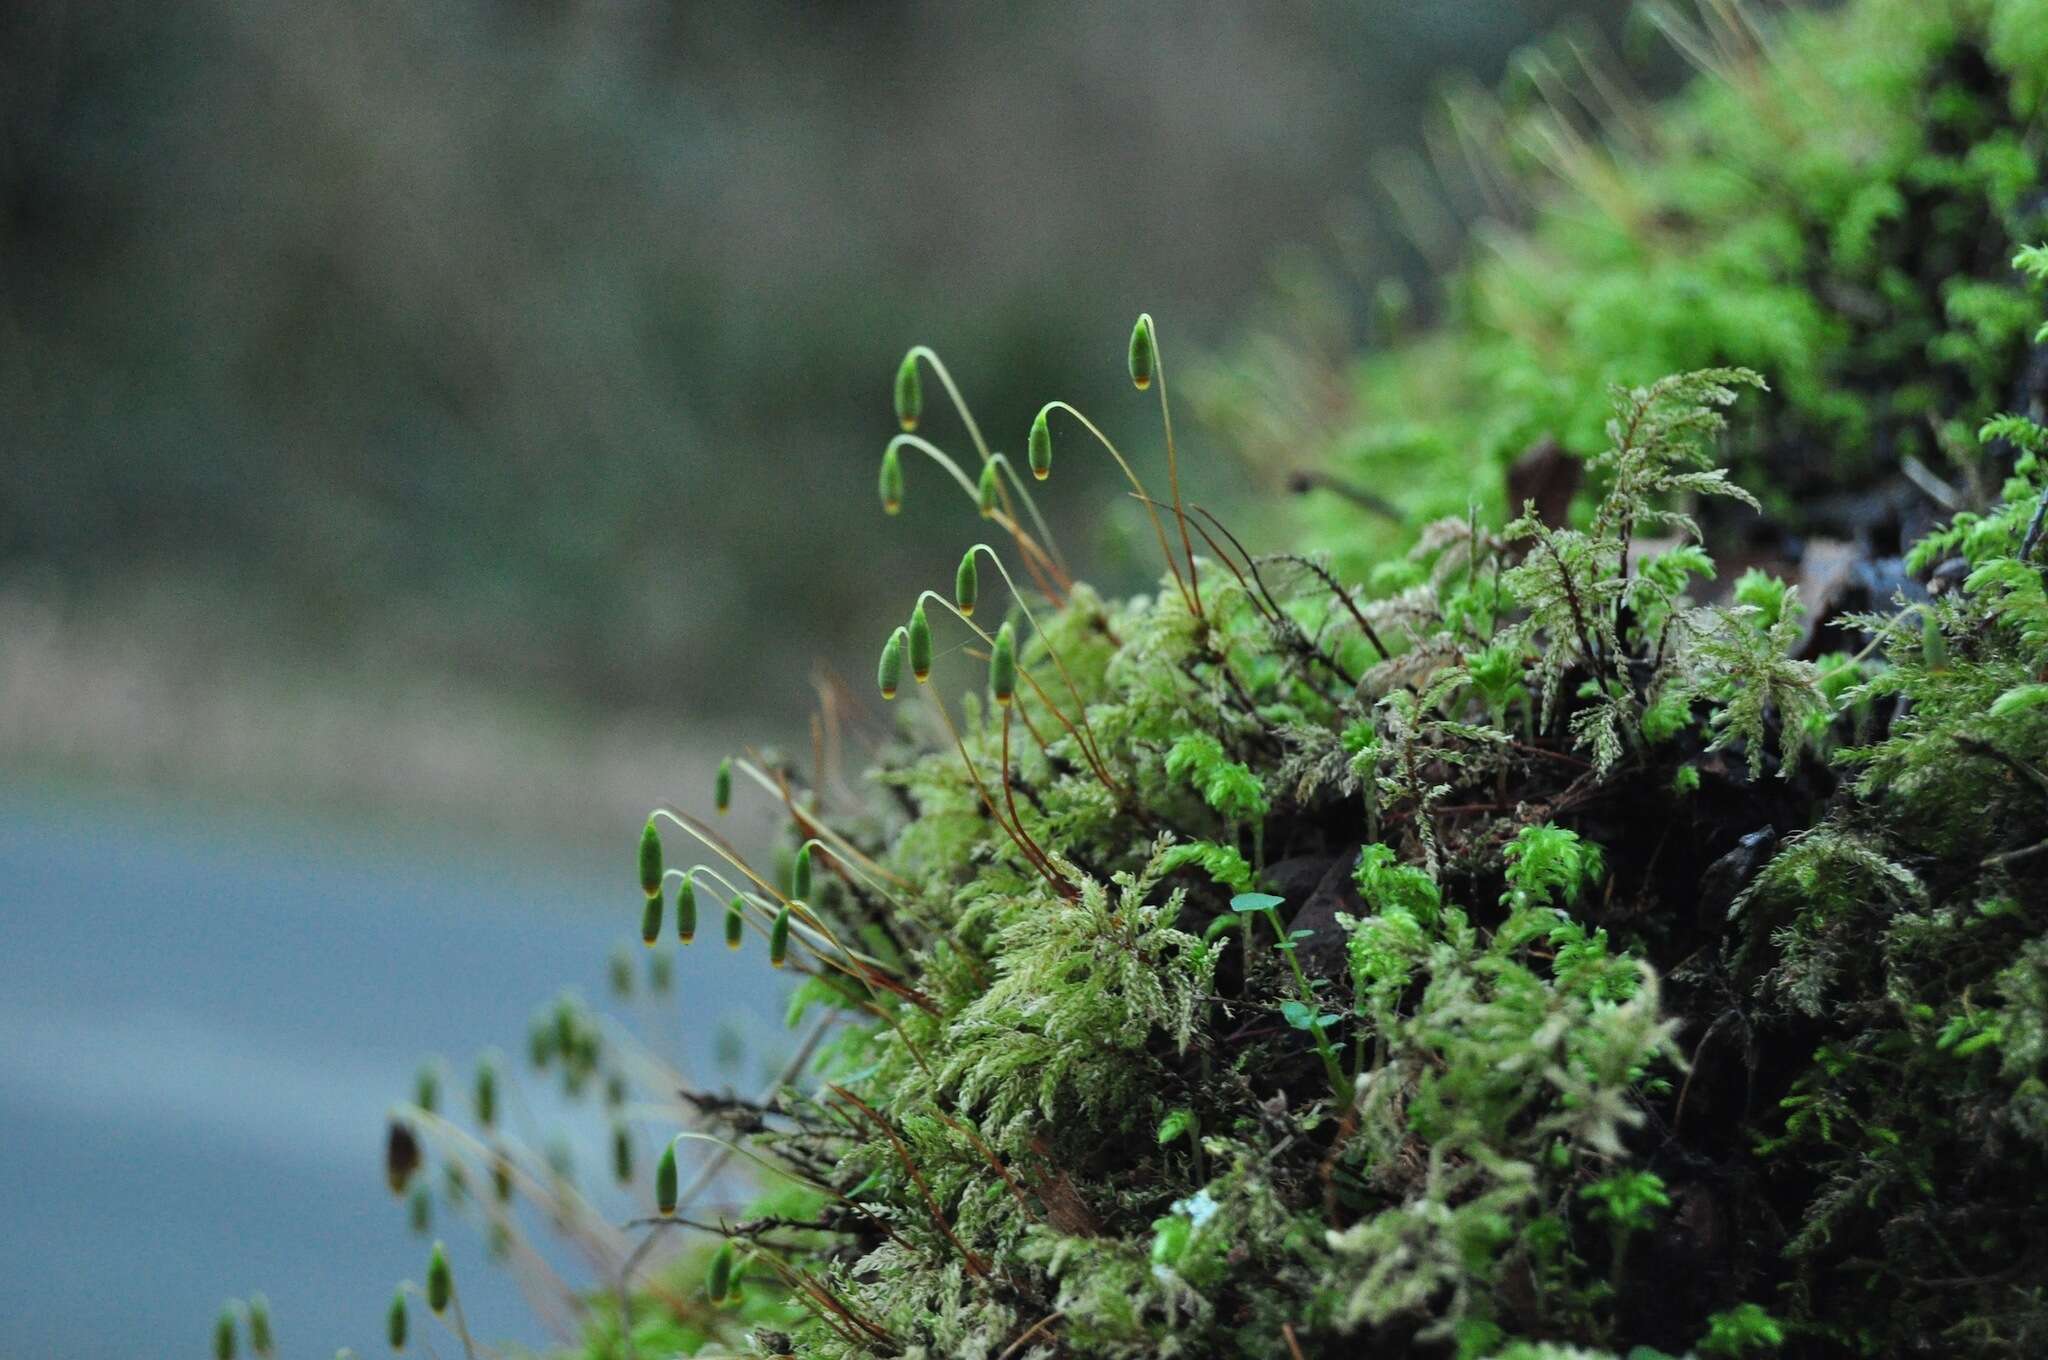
[0, 786, 784, 1359]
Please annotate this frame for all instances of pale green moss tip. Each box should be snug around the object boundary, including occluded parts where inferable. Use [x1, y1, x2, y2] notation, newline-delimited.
[893, 351, 922, 432]
[976, 459, 1000, 515]
[474, 1058, 497, 1129]
[879, 444, 904, 515]
[676, 872, 697, 943]
[908, 602, 932, 682]
[425, 1243, 451, 1314]
[1029, 408, 1052, 479]
[770, 904, 792, 968]
[956, 550, 979, 617]
[878, 626, 906, 700]
[247, 1295, 272, 1358]
[990, 621, 1016, 707]
[707, 1240, 736, 1301]
[792, 843, 813, 902]
[1128, 315, 1155, 390]
[655, 1139, 678, 1214]
[638, 819, 663, 901]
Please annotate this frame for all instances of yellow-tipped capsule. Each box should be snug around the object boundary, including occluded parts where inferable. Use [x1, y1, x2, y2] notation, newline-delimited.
[724, 895, 745, 949]
[640, 892, 663, 947]
[474, 1059, 498, 1130]
[894, 351, 922, 432]
[715, 756, 733, 814]
[387, 1289, 408, 1352]
[792, 844, 814, 902]
[770, 905, 792, 968]
[878, 626, 907, 700]
[656, 1139, 679, 1214]
[215, 1304, 237, 1360]
[976, 460, 1000, 515]
[247, 1296, 273, 1359]
[707, 1241, 736, 1301]
[426, 1243, 451, 1315]
[907, 603, 932, 683]
[1128, 315, 1155, 390]
[879, 445, 904, 515]
[637, 819, 662, 898]
[611, 1121, 633, 1185]
[956, 550, 979, 617]
[676, 873, 697, 943]
[990, 622, 1017, 707]
[1028, 408, 1052, 479]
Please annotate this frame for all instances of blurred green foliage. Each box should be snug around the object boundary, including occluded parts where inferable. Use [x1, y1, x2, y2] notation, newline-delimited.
[0, 0, 1616, 729]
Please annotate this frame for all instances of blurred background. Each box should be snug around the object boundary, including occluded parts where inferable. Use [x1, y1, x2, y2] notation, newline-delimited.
[0, 2, 1634, 1355]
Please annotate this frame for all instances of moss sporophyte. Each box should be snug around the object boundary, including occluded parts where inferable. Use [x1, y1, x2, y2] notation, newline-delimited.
[284, 3, 2048, 1355]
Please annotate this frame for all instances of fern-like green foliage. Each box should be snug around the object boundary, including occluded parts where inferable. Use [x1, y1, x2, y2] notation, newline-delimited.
[321, 5, 2048, 1359]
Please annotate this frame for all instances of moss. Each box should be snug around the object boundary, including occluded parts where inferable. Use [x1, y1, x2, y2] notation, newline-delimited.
[321, 2, 2048, 1357]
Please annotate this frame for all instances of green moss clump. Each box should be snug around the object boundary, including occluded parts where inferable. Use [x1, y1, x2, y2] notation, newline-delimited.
[274, 2, 2048, 1356]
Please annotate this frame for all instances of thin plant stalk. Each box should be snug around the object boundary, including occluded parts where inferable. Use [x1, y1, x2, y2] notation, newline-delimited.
[885, 435, 1067, 599]
[912, 589, 1121, 799]
[950, 547, 1122, 788]
[915, 681, 1074, 898]
[901, 347, 1069, 573]
[1034, 400, 1196, 614]
[1137, 313, 1203, 618]
[998, 705, 1063, 890]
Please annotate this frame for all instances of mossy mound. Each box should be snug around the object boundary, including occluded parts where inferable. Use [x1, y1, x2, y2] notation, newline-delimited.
[354, 3, 2048, 1358]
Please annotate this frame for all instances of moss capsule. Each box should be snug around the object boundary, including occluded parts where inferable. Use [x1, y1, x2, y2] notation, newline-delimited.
[707, 1241, 736, 1301]
[907, 602, 932, 683]
[413, 1064, 438, 1116]
[1128, 314, 1155, 390]
[770, 904, 792, 968]
[878, 627, 906, 700]
[637, 819, 662, 898]
[247, 1296, 272, 1358]
[894, 351, 922, 432]
[990, 622, 1017, 708]
[385, 1120, 421, 1197]
[656, 1139, 679, 1214]
[215, 1305, 238, 1360]
[1028, 408, 1052, 479]
[640, 892, 662, 948]
[473, 1059, 498, 1130]
[386, 1289, 407, 1352]
[956, 550, 979, 617]
[976, 459, 1000, 515]
[725, 895, 746, 950]
[792, 843, 814, 902]
[408, 1184, 431, 1236]
[426, 1243, 451, 1315]
[879, 444, 904, 515]
[715, 756, 733, 814]
[612, 1121, 633, 1185]
[676, 873, 697, 943]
